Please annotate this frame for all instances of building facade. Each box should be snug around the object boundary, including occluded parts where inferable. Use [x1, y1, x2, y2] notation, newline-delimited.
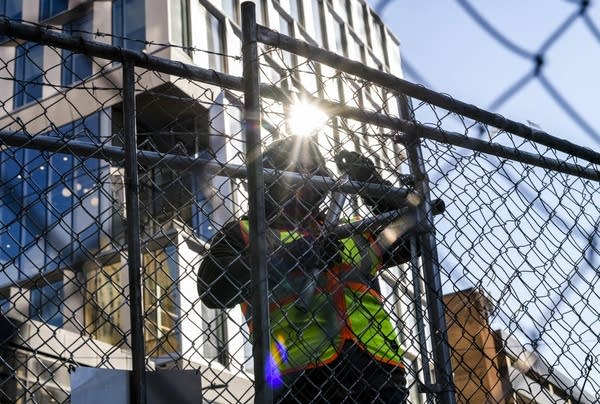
[0, 1, 426, 403]
[444, 289, 594, 404]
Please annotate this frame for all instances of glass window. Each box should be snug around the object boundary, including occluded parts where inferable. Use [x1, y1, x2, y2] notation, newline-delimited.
[170, 0, 191, 51]
[222, 0, 240, 24]
[194, 182, 216, 241]
[289, 0, 303, 25]
[0, 148, 23, 265]
[112, 0, 146, 52]
[85, 261, 125, 345]
[0, 298, 9, 312]
[13, 42, 44, 108]
[29, 281, 63, 327]
[39, 0, 68, 21]
[352, 1, 366, 40]
[310, 0, 324, 46]
[333, 19, 347, 57]
[255, 0, 266, 25]
[278, 11, 294, 67]
[62, 14, 93, 86]
[279, 12, 292, 36]
[21, 148, 48, 273]
[204, 8, 225, 71]
[0, 0, 22, 42]
[143, 246, 181, 357]
[47, 152, 73, 265]
[370, 14, 384, 61]
[202, 304, 229, 366]
[333, 0, 347, 22]
[69, 115, 103, 253]
[0, 114, 104, 277]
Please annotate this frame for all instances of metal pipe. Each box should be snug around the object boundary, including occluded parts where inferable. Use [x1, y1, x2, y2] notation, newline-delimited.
[122, 59, 146, 404]
[0, 18, 242, 91]
[259, 87, 600, 181]
[410, 236, 434, 404]
[404, 131, 456, 404]
[255, 24, 600, 167]
[0, 131, 415, 197]
[242, 3, 272, 403]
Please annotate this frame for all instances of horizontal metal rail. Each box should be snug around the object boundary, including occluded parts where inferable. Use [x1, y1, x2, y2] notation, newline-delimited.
[256, 24, 600, 167]
[0, 18, 242, 91]
[0, 131, 412, 199]
[396, 129, 600, 182]
[1, 20, 597, 181]
[264, 87, 600, 182]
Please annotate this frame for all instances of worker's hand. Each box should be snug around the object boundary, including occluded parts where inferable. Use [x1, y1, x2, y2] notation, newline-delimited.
[335, 150, 399, 214]
[334, 150, 385, 183]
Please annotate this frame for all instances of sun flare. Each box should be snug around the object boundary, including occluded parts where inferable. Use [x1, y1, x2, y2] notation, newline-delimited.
[288, 100, 328, 137]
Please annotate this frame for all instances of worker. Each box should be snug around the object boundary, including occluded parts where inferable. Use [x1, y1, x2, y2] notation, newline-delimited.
[198, 135, 409, 403]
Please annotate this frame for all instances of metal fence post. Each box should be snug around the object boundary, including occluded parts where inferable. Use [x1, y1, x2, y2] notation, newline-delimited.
[123, 59, 147, 404]
[400, 101, 456, 404]
[408, 145, 456, 403]
[242, 3, 273, 404]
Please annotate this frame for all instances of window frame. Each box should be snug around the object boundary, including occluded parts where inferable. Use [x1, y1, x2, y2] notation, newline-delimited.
[112, 0, 146, 52]
[201, 4, 227, 72]
[0, 0, 22, 43]
[61, 13, 94, 86]
[39, 0, 69, 22]
[13, 42, 44, 109]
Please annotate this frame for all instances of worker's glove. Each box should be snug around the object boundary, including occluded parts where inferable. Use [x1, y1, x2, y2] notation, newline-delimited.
[335, 150, 399, 213]
[334, 150, 388, 184]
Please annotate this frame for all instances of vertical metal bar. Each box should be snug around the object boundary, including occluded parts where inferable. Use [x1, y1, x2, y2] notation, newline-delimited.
[242, 3, 272, 404]
[400, 98, 456, 404]
[408, 237, 434, 404]
[123, 59, 146, 404]
[405, 137, 456, 404]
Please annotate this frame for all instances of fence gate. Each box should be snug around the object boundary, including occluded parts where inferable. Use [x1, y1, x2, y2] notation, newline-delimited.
[1, 2, 599, 404]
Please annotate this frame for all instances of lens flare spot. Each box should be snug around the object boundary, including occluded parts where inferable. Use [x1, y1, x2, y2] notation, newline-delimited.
[266, 334, 288, 389]
[265, 354, 283, 389]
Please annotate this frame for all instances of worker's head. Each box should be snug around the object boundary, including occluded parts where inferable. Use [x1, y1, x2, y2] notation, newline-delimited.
[263, 135, 329, 221]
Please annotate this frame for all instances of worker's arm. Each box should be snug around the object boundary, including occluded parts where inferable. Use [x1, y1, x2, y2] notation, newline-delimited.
[197, 221, 250, 308]
[334, 150, 413, 266]
[197, 221, 326, 308]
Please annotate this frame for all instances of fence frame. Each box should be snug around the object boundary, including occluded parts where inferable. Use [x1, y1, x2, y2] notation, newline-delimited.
[1, 6, 599, 403]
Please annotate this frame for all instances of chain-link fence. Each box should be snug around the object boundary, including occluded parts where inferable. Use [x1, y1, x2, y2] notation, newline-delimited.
[1, 3, 599, 403]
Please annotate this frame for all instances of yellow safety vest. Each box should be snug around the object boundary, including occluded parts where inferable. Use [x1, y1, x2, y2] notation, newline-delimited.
[239, 220, 404, 375]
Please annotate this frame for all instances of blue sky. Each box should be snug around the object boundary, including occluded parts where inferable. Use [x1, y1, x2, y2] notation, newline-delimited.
[368, 1, 600, 394]
[370, 0, 600, 148]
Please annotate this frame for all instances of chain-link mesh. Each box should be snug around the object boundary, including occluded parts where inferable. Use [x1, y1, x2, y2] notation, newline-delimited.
[1, 9, 599, 404]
